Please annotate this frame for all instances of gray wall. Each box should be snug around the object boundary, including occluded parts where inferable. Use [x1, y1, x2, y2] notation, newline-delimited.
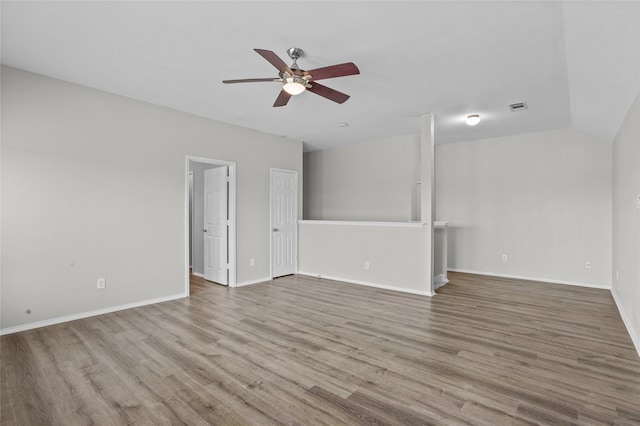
[303, 135, 420, 221]
[435, 128, 612, 287]
[302, 126, 613, 287]
[298, 222, 432, 295]
[612, 90, 640, 348]
[1, 66, 303, 330]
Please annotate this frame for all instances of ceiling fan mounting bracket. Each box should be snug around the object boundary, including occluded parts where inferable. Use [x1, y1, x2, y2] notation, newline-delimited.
[287, 47, 304, 60]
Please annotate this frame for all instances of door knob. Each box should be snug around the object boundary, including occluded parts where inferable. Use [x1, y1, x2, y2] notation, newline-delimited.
[273, 228, 279, 232]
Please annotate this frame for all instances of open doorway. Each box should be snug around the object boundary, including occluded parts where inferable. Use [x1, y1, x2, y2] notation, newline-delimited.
[185, 156, 237, 295]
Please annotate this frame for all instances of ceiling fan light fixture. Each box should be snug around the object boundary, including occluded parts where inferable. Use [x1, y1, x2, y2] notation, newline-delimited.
[466, 114, 481, 126]
[282, 76, 306, 95]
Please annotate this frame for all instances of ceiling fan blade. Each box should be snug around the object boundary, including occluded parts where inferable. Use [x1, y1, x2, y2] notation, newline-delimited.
[273, 90, 292, 107]
[307, 82, 350, 104]
[306, 62, 360, 81]
[223, 78, 280, 84]
[254, 49, 292, 75]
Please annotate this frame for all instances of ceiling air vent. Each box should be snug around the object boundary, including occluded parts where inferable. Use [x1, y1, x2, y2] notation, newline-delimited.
[509, 102, 528, 112]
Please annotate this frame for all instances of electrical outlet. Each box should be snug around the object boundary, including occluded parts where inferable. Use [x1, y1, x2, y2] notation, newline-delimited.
[97, 278, 106, 289]
[250, 258, 255, 267]
[616, 270, 619, 281]
[585, 261, 592, 269]
[501, 254, 508, 262]
[364, 261, 370, 270]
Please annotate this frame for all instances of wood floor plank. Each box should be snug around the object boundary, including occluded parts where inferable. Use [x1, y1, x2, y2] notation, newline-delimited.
[2, 271, 639, 425]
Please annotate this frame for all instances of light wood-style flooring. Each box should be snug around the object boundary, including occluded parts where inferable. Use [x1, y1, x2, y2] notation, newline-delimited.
[2, 272, 639, 425]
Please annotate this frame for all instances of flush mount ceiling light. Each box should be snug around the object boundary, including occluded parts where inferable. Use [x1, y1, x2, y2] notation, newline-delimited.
[466, 114, 481, 126]
[282, 75, 307, 95]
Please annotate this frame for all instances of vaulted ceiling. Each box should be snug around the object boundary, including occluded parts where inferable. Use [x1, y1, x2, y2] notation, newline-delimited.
[2, 1, 639, 151]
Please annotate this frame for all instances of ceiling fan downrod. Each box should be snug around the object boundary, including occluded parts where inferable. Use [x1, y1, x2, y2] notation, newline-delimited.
[287, 47, 304, 70]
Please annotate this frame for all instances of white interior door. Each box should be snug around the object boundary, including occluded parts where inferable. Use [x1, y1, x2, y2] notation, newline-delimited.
[272, 169, 297, 278]
[204, 166, 228, 285]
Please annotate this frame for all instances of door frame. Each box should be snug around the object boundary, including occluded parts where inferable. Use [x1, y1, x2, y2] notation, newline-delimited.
[189, 171, 194, 269]
[270, 168, 298, 279]
[185, 156, 237, 295]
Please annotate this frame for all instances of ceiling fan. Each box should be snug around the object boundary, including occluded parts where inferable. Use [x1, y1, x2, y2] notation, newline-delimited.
[223, 48, 360, 107]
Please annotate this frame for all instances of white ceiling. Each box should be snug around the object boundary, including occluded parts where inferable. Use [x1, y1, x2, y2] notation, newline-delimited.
[2, 1, 639, 151]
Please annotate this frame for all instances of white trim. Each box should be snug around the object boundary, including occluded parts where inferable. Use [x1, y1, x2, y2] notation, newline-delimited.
[191, 271, 205, 279]
[434, 273, 449, 290]
[0, 293, 187, 336]
[611, 288, 640, 358]
[297, 272, 434, 297]
[447, 268, 611, 289]
[189, 171, 194, 271]
[184, 158, 190, 296]
[271, 169, 299, 279]
[186, 156, 237, 292]
[421, 113, 436, 298]
[227, 164, 237, 287]
[298, 220, 427, 228]
[235, 277, 272, 287]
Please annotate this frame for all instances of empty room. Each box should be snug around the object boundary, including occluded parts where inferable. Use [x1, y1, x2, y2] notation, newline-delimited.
[1, 1, 639, 425]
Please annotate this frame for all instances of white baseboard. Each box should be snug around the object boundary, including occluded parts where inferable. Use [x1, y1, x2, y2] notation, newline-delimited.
[447, 268, 611, 290]
[610, 288, 640, 359]
[297, 271, 434, 297]
[434, 273, 449, 290]
[0, 293, 187, 336]
[235, 277, 272, 287]
[191, 271, 205, 278]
